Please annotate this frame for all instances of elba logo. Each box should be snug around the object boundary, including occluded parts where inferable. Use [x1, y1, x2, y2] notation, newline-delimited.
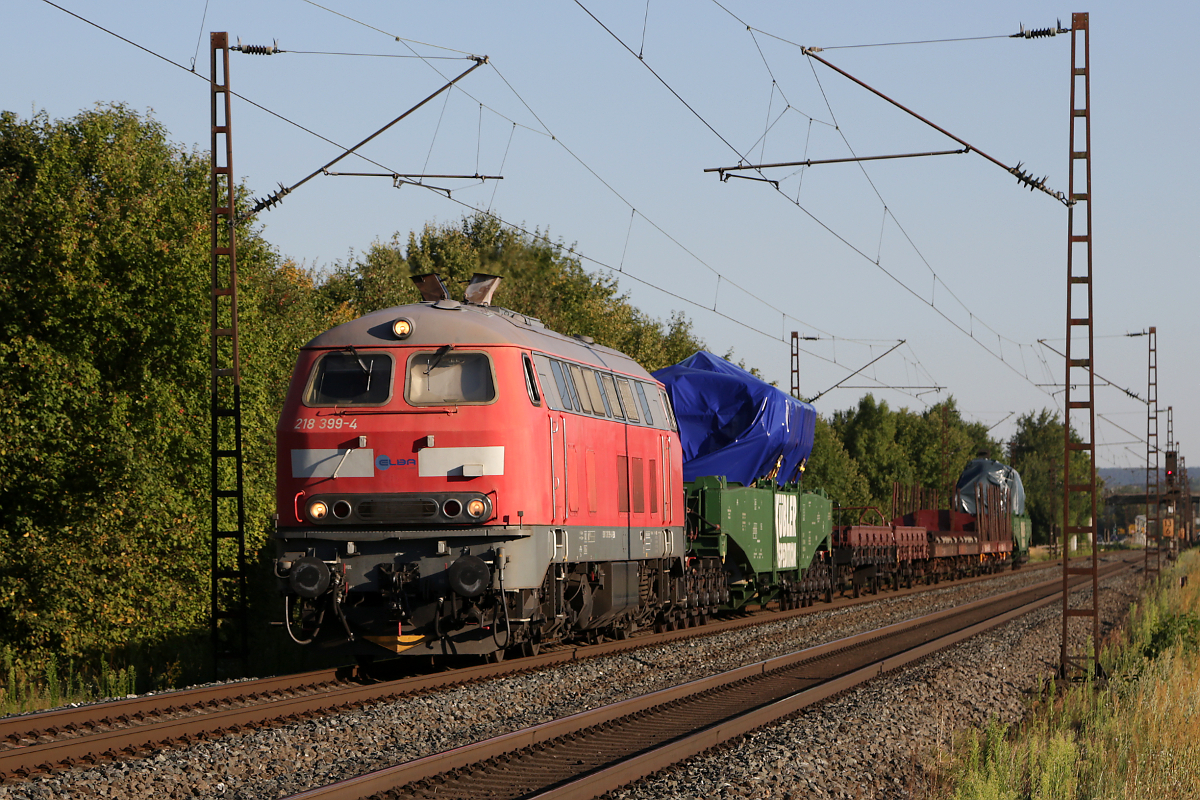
[376, 455, 417, 471]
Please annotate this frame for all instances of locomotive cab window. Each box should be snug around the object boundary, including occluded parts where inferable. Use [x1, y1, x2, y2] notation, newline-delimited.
[304, 351, 394, 407]
[523, 354, 542, 406]
[406, 349, 496, 405]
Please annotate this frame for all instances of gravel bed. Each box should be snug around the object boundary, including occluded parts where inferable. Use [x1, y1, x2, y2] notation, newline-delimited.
[607, 568, 1141, 800]
[1, 563, 1136, 800]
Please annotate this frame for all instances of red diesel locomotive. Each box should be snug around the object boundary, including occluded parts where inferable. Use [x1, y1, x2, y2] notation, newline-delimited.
[273, 274, 702, 660]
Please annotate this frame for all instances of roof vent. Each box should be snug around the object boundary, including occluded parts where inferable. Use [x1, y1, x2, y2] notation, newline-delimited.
[411, 273, 450, 302]
[464, 273, 502, 306]
[573, 334, 595, 345]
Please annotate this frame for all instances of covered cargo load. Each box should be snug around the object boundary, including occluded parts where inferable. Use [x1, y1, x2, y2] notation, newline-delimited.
[955, 457, 1026, 516]
[653, 351, 817, 486]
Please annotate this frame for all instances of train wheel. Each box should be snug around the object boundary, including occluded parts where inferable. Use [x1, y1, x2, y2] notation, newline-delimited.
[487, 648, 506, 664]
[521, 640, 541, 658]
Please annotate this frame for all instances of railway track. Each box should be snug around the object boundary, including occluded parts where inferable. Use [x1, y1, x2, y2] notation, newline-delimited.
[0, 554, 1114, 783]
[283, 552, 1139, 800]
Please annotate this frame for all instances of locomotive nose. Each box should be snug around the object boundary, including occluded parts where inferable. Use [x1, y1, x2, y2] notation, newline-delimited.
[288, 557, 332, 598]
[447, 555, 490, 598]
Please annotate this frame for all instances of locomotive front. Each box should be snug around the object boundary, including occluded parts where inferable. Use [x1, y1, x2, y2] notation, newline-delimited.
[273, 274, 690, 661]
[273, 277, 556, 659]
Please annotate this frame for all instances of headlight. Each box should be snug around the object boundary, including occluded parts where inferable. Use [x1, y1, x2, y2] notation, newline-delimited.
[466, 498, 487, 518]
[392, 318, 413, 339]
[308, 500, 329, 521]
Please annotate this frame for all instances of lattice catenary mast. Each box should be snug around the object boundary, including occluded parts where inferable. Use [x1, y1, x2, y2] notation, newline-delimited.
[1059, 12, 1101, 681]
[209, 32, 249, 678]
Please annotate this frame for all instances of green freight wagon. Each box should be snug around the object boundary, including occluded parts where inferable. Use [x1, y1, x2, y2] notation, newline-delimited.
[686, 476, 832, 610]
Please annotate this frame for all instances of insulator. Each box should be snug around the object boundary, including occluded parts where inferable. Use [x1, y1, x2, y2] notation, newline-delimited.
[233, 38, 281, 55]
[249, 183, 291, 216]
[1011, 23, 1069, 39]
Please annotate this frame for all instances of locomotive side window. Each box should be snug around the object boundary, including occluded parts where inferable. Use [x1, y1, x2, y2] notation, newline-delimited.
[634, 381, 655, 426]
[304, 351, 394, 407]
[523, 354, 542, 406]
[615, 378, 640, 423]
[599, 373, 624, 420]
[659, 389, 678, 431]
[566, 364, 595, 415]
[584, 370, 611, 417]
[406, 350, 497, 405]
[533, 354, 566, 411]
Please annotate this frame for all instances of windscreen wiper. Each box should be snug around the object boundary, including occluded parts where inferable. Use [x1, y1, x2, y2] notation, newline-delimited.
[343, 345, 373, 391]
[424, 344, 453, 375]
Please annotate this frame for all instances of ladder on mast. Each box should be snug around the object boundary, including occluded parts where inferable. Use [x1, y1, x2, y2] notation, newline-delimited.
[1145, 328, 1160, 581]
[210, 32, 248, 678]
[1059, 12, 1101, 681]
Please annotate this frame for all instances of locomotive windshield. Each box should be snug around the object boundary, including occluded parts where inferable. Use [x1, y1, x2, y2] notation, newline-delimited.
[406, 350, 496, 405]
[304, 351, 394, 407]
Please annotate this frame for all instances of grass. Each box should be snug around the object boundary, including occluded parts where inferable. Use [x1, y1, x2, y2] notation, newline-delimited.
[931, 549, 1200, 799]
[1, 647, 140, 716]
[1028, 545, 1097, 564]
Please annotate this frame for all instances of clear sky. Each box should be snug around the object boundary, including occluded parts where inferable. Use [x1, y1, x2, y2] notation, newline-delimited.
[4, 0, 1196, 473]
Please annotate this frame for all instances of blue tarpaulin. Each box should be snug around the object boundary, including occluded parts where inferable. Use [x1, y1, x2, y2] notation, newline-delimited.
[653, 351, 817, 486]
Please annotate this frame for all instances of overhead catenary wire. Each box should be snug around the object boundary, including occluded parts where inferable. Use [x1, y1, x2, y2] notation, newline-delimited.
[297, 0, 479, 56]
[34, 0, 469, 204]
[290, 0, 915, 362]
[1037, 340, 1144, 402]
[707, 3, 1015, 51]
[39, 0, 908, 395]
[47, 0, 1008, 412]
[806, 340, 907, 403]
[801, 49, 1071, 205]
[189, 0, 212, 71]
[297, 0, 843, 346]
[286, 50, 474, 59]
[244, 56, 488, 216]
[267, 0, 1024, 412]
[571, 0, 1077, 411]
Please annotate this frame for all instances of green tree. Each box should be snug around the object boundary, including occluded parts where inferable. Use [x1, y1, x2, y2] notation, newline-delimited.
[895, 398, 999, 494]
[803, 416, 872, 511]
[324, 213, 705, 371]
[829, 394, 918, 510]
[826, 394, 999, 514]
[0, 105, 316, 672]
